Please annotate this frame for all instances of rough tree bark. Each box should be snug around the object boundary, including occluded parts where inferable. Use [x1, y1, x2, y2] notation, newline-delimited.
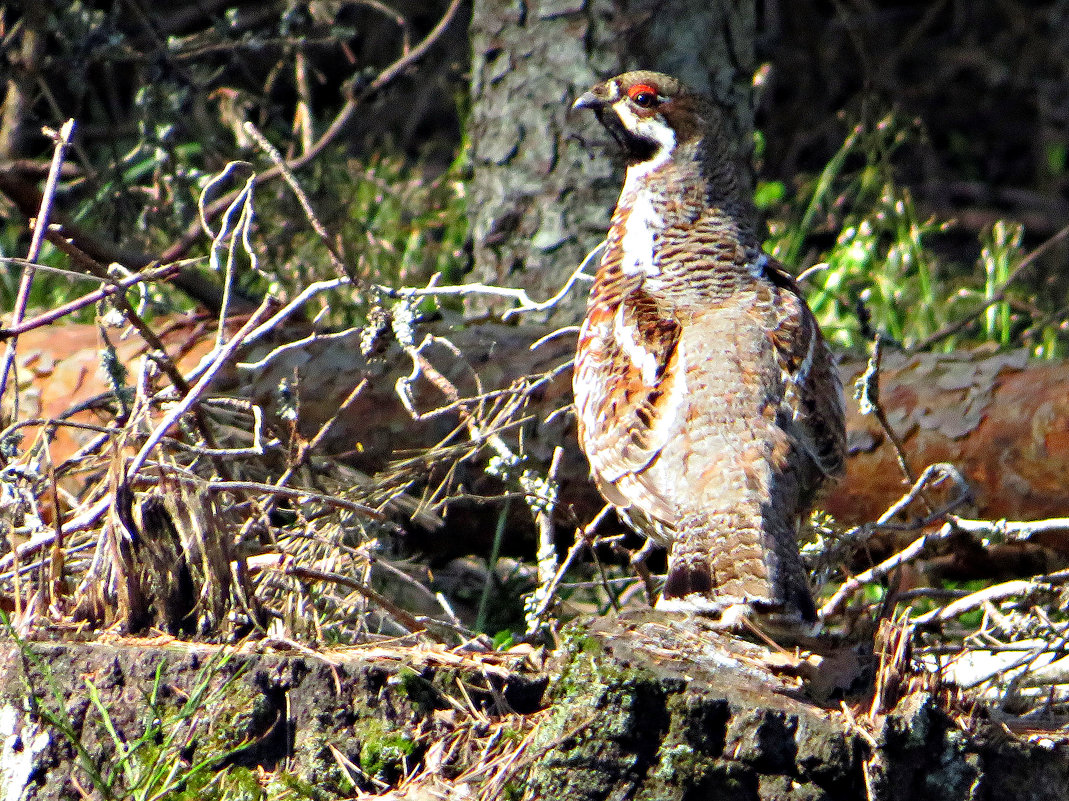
[466, 0, 758, 321]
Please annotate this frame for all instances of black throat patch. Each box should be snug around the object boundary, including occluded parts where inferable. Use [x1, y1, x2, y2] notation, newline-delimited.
[595, 107, 659, 165]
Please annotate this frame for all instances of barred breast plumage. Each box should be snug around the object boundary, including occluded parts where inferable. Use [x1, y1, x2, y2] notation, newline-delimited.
[572, 71, 846, 631]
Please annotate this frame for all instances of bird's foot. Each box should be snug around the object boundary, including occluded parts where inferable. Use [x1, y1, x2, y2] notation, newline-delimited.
[655, 596, 822, 642]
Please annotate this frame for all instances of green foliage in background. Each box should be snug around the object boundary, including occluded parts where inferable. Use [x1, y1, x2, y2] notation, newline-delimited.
[257, 145, 471, 328]
[6, 0, 1062, 359]
[0, 0, 471, 329]
[758, 113, 1066, 358]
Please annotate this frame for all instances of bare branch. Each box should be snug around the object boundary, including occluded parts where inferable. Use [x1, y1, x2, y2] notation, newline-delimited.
[946, 515, 1069, 543]
[819, 521, 957, 621]
[0, 119, 75, 412]
[526, 446, 564, 632]
[160, 0, 465, 264]
[387, 240, 601, 321]
[526, 504, 615, 631]
[913, 569, 1069, 627]
[854, 334, 923, 495]
[126, 297, 273, 477]
[243, 121, 352, 281]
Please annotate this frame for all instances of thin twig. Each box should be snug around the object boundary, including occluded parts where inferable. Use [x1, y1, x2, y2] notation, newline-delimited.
[196, 162, 258, 349]
[55, 244, 194, 398]
[126, 297, 272, 477]
[243, 120, 351, 280]
[854, 334, 923, 497]
[819, 521, 957, 620]
[526, 446, 564, 632]
[947, 515, 1069, 543]
[812, 462, 968, 596]
[242, 279, 349, 346]
[875, 463, 963, 525]
[0, 260, 199, 340]
[526, 505, 615, 629]
[0, 168, 240, 314]
[386, 240, 600, 320]
[232, 376, 372, 553]
[913, 569, 1069, 627]
[44, 238, 238, 473]
[271, 562, 471, 644]
[277, 562, 427, 635]
[197, 479, 385, 520]
[0, 119, 75, 410]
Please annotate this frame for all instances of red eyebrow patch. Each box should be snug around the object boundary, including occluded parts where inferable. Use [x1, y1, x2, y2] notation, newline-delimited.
[627, 83, 658, 100]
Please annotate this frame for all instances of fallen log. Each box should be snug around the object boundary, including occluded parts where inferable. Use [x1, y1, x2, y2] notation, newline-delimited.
[8, 318, 1069, 532]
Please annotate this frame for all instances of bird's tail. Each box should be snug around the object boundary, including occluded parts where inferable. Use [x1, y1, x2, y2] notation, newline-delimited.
[657, 512, 817, 627]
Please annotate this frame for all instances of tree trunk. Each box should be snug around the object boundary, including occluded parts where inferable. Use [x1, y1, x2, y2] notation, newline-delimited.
[466, 0, 758, 322]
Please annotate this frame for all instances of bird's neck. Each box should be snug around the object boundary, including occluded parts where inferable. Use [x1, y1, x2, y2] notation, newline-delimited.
[618, 141, 757, 242]
[602, 144, 763, 296]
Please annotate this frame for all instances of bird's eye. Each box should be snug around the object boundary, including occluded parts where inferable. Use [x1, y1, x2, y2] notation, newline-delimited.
[627, 84, 659, 108]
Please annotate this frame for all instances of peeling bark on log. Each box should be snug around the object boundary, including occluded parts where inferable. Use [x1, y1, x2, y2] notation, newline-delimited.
[10, 320, 1069, 535]
[825, 347, 1069, 529]
[2, 626, 1067, 800]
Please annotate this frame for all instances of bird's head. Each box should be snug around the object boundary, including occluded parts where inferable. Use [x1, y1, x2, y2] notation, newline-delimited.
[573, 71, 711, 170]
[574, 70, 751, 217]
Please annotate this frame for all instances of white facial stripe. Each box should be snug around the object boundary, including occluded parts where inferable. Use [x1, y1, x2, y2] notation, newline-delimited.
[613, 101, 677, 178]
[615, 103, 675, 286]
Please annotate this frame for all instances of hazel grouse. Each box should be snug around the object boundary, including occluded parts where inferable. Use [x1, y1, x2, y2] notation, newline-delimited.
[571, 71, 846, 630]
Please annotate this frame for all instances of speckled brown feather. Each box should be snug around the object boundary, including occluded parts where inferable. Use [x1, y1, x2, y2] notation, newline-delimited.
[573, 72, 846, 626]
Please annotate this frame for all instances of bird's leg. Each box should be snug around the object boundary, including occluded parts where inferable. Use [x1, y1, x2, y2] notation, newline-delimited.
[606, 536, 658, 607]
[629, 538, 659, 607]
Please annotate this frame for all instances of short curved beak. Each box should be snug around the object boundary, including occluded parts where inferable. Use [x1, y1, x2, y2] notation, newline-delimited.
[572, 90, 602, 111]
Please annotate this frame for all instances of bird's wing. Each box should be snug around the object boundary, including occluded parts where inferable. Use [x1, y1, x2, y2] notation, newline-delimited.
[764, 260, 847, 481]
[575, 286, 684, 522]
